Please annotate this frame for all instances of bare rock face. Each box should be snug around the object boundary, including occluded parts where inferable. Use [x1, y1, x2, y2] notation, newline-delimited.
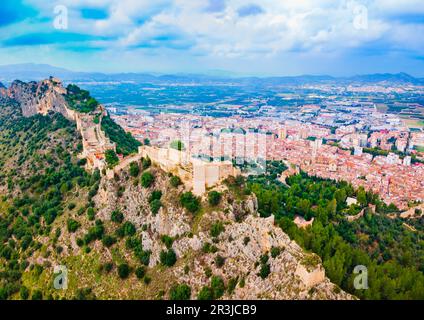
[173, 214, 353, 300]
[6, 77, 69, 118]
[295, 263, 325, 289]
[228, 194, 258, 221]
[94, 164, 354, 300]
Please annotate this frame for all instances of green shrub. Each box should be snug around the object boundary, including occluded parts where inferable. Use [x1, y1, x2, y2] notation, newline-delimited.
[211, 276, 225, 299]
[161, 235, 174, 249]
[180, 192, 201, 214]
[169, 284, 191, 300]
[102, 235, 116, 248]
[197, 286, 214, 300]
[121, 221, 136, 237]
[139, 250, 151, 266]
[271, 247, 281, 258]
[149, 190, 162, 202]
[141, 171, 154, 188]
[160, 249, 177, 267]
[104, 262, 113, 273]
[67, 219, 80, 233]
[74, 287, 96, 300]
[202, 242, 218, 254]
[215, 255, 225, 268]
[31, 290, 43, 300]
[258, 263, 271, 279]
[105, 149, 119, 168]
[142, 157, 151, 170]
[170, 175, 182, 188]
[117, 263, 130, 279]
[83, 220, 104, 244]
[150, 199, 162, 215]
[76, 238, 84, 247]
[143, 275, 151, 285]
[208, 191, 222, 206]
[210, 221, 225, 238]
[227, 277, 238, 295]
[204, 267, 212, 278]
[260, 253, 269, 265]
[129, 162, 140, 177]
[77, 207, 85, 216]
[20, 286, 29, 300]
[135, 266, 146, 279]
[87, 207, 95, 221]
[111, 210, 124, 223]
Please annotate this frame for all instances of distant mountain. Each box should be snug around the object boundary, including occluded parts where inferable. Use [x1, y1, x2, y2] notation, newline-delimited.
[0, 63, 422, 85]
[0, 63, 73, 82]
[347, 72, 421, 84]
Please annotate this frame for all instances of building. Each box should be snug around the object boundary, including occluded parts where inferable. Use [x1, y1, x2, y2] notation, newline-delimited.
[139, 145, 240, 196]
[403, 156, 412, 166]
[354, 146, 363, 156]
[386, 153, 401, 165]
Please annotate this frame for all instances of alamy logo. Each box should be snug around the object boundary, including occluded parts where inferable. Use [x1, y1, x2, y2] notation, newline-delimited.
[353, 265, 368, 290]
[353, 4, 368, 30]
[53, 5, 68, 30]
[53, 265, 68, 290]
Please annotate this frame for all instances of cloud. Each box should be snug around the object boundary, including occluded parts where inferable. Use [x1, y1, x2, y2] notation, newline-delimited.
[0, 0, 423, 75]
[204, 0, 226, 13]
[237, 4, 264, 17]
[0, 0, 37, 27]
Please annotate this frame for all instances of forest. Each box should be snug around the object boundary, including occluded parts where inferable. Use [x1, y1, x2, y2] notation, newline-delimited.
[247, 167, 424, 299]
[65, 84, 99, 113]
[101, 114, 141, 156]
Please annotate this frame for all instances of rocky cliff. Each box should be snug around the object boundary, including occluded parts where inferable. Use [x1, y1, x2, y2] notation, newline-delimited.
[92, 163, 354, 300]
[0, 78, 118, 171]
[4, 77, 70, 117]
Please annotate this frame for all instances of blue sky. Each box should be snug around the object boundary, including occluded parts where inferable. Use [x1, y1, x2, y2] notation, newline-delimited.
[0, 0, 423, 76]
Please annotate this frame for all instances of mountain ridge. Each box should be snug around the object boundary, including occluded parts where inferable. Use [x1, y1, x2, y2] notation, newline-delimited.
[0, 63, 422, 85]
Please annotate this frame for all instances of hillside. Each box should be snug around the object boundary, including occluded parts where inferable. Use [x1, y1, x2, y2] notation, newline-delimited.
[0, 95, 100, 299]
[0, 78, 352, 300]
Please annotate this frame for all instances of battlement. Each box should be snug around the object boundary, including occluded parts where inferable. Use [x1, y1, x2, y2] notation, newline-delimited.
[139, 145, 240, 195]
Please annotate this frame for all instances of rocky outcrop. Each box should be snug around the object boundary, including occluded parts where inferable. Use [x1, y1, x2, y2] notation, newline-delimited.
[173, 214, 352, 300]
[0, 78, 116, 171]
[227, 195, 258, 221]
[94, 164, 354, 300]
[5, 77, 70, 118]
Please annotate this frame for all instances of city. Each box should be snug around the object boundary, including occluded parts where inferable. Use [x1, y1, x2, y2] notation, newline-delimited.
[110, 86, 424, 211]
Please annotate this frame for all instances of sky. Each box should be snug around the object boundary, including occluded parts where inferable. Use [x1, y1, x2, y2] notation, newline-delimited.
[0, 0, 423, 76]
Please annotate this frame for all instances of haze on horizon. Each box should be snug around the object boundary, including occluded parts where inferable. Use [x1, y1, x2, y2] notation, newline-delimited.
[0, 0, 423, 77]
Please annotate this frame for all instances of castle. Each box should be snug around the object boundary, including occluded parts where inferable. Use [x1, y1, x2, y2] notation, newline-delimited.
[138, 145, 241, 195]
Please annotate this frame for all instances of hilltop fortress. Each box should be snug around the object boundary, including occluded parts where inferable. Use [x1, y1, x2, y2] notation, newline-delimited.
[138, 146, 241, 195]
[0, 77, 242, 196]
[1, 77, 116, 171]
[109, 145, 241, 196]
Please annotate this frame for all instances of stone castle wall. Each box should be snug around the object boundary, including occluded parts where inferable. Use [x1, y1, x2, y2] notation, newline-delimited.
[139, 146, 240, 195]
